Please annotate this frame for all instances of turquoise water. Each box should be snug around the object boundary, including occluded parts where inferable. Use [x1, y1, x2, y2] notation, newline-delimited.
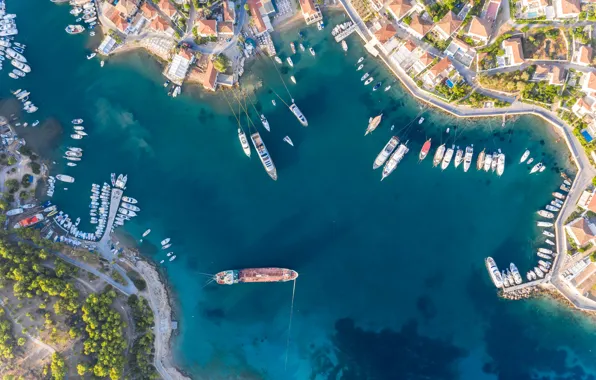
[4, 2, 596, 378]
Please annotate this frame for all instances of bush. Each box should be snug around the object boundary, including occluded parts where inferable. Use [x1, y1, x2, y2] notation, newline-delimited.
[5, 179, 19, 194]
[7, 156, 16, 166]
[29, 161, 41, 175]
[21, 174, 32, 188]
[213, 54, 229, 72]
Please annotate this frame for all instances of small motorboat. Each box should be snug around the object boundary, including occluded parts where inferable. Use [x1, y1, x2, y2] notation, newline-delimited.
[384, 85, 391, 91]
[290, 76, 296, 84]
[372, 82, 381, 91]
[283, 136, 294, 146]
[72, 119, 83, 124]
[272, 99, 276, 106]
[74, 126, 84, 131]
[71, 134, 83, 140]
[418, 117, 425, 124]
[356, 64, 363, 71]
[309, 47, 315, 57]
[87, 52, 96, 59]
[364, 77, 374, 85]
[161, 238, 170, 245]
[274, 56, 282, 64]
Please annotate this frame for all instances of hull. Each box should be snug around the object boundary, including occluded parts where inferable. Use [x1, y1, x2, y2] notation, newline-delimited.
[433, 144, 445, 167]
[419, 139, 431, 161]
[485, 257, 503, 288]
[215, 268, 298, 285]
[250, 132, 277, 180]
[373, 136, 399, 169]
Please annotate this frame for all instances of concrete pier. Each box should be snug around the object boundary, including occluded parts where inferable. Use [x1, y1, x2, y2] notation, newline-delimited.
[97, 187, 123, 260]
[334, 24, 357, 42]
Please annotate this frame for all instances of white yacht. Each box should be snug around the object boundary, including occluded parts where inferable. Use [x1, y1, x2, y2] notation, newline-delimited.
[520, 149, 530, 163]
[441, 145, 455, 170]
[463, 145, 473, 172]
[260, 114, 270, 131]
[238, 128, 251, 157]
[373, 136, 399, 170]
[454, 147, 463, 168]
[289, 103, 308, 126]
[485, 257, 503, 288]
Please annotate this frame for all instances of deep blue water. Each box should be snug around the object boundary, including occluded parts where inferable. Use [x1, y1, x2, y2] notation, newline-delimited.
[3, 2, 596, 379]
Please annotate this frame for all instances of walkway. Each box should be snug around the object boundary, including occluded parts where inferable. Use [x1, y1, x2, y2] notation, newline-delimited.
[97, 187, 123, 261]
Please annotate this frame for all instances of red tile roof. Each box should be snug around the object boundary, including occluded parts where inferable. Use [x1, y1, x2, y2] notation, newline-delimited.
[140, 2, 157, 19]
[159, 0, 177, 17]
[204, 59, 218, 91]
[409, 13, 433, 37]
[197, 19, 217, 36]
[567, 218, 596, 246]
[577, 45, 593, 65]
[387, 0, 412, 20]
[222, 1, 235, 22]
[109, 11, 129, 32]
[374, 24, 396, 44]
[429, 56, 453, 77]
[247, 0, 267, 33]
[299, 0, 317, 16]
[467, 16, 491, 39]
[218, 21, 234, 34]
[150, 16, 170, 32]
[435, 11, 461, 37]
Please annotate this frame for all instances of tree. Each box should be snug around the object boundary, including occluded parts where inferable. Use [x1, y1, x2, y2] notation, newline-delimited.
[29, 162, 41, 175]
[50, 353, 66, 380]
[7, 156, 16, 166]
[17, 337, 25, 346]
[592, 176, 596, 187]
[244, 3, 249, 11]
[77, 364, 89, 376]
[213, 55, 229, 73]
[5, 179, 19, 194]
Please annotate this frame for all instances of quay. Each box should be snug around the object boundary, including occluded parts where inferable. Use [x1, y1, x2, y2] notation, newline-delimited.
[338, 0, 596, 305]
[97, 187, 124, 261]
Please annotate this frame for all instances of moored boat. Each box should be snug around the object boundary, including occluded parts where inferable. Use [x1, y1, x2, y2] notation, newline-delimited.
[419, 138, 431, 162]
[283, 136, 294, 146]
[454, 147, 463, 168]
[483, 153, 492, 172]
[537, 221, 553, 227]
[496, 152, 505, 176]
[215, 268, 298, 284]
[260, 114, 270, 131]
[485, 257, 503, 288]
[381, 143, 409, 180]
[441, 145, 455, 170]
[250, 131, 277, 180]
[463, 145, 473, 172]
[238, 128, 251, 157]
[552, 192, 566, 200]
[373, 136, 399, 170]
[56, 174, 75, 183]
[530, 162, 543, 174]
[365, 113, 382, 136]
[433, 144, 446, 167]
[65, 24, 85, 34]
[289, 103, 308, 126]
[520, 149, 530, 163]
[510, 263, 522, 285]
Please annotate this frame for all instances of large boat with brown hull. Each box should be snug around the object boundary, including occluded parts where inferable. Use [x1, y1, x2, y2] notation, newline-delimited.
[215, 268, 298, 285]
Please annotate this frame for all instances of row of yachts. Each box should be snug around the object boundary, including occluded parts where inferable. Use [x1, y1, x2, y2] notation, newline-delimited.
[65, 0, 98, 36]
[0, 1, 17, 37]
[157, 234, 177, 263]
[0, 7, 34, 82]
[486, 176, 573, 288]
[10, 88, 39, 115]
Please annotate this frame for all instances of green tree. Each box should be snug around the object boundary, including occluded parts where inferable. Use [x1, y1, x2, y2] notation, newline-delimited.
[29, 162, 41, 175]
[213, 55, 229, 73]
[17, 337, 25, 346]
[4, 179, 19, 194]
[50, 352, 66, 380]
[7, 156, 16, 166]
[77, 363, 89, 376]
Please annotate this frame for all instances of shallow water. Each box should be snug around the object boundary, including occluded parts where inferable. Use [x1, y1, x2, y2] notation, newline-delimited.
[3, 2, 596, 379]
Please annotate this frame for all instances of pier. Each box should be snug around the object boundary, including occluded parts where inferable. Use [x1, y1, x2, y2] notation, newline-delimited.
[334, 24, 358, 42]
[502, 278, 549, 293]
[97, 187, 124, 260]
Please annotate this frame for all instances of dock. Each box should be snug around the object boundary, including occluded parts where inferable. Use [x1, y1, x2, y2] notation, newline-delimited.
[334, 24, 358, 42]
[502, 277, 549, 293]
[97, 187, 123, 260]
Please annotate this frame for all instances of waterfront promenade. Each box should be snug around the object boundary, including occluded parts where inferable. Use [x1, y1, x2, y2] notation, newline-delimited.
[97, 187, 124, 261]
[338, 0, 596, 305]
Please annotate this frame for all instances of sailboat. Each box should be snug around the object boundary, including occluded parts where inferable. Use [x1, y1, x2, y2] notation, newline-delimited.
[433, 144, 446, 167]
[365, 114, 382, 136]
[283, 136, 294, 146]
[476, 149, 485, 170]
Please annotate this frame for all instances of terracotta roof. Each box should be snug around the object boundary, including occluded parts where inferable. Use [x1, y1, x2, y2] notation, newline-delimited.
[204, 59, 218, 91]
[140, 2, 157, 19]
[218, 21, 234, 34]
[534, 64, 550, 76]
[574, 97, 592, 113]
[409, 14, 433, 37]
[550, 66, 565, 84]
[109, 11, 129, 32]
[558, 0, 581, 15]
[197, 19, 217, 35]
[588, 191, 596, 213]
[222, 1, 235, 22]
[584, 72, 596, 92]
[159, 0, 178, 17]
[428, 56, 453, 77]
[387, 0, 413, 20]
[103, 3, 117, 19]
[467, 16, 491, 39]
[418, 51, 434, 66]
[577, 45, 593, 65]
[299, 0, 317, 16]
[435, 11, 461, 37]
[150, 16, 170, 32]
[178, 48, 193, 60]
[247, 0, 267, 33]
[567, 218, 596, 246]
[503, 37, 524, 65]
[115, 0, 138, 16]
[403, 40, 417, 52]
[375, 24, 396, 44]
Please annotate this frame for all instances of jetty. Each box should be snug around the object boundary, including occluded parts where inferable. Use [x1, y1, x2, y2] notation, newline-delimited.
[97, 187, 124, 260]
[334, 23, 358, 42]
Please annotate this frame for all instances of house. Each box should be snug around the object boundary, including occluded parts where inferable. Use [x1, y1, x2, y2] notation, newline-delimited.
[203, 59, 219, 91]
[432, 11, 462, 40]
[392, 40, 417, 64]
[260, 0, 276, 14]
[149, 16, 173, 34]
[554, 0, 581, 18]
[423, 56, 454, 86]
[140, 2, 158, 20]
[465, 16, 492, 45]
[196, 19, 218, 37]
[298, 0, 323, 25]
[581, 72, 596, 96]
[502, 38, 525, 66]
[572, 97, 595, 118]
[521, 0, 548, 17]
[115, 0, 139, 18]
[167, 48, 194, 83]
[374, 24, 397, 45]
[444, 38, 477, 68]
[579, 190, 596, 213]
[158, 0, 178, 19]
[532, 64, 550, 81]
[386, 0, 415, 21]
[128, 13, 146, 34]
[222, 1, 236, 23]
[485, 0, 502, 21]
[246, 0, 272, 35]
[217, 22, 234, 36]
[565, 218, 596, 247]
[549, 66, 566, 86]
[406, 13, 433, 39]
[108, 10, 129, 33]
[97, 36, 117, 56]
[574, 45, 593, 66]
[411, 51, 434, 74]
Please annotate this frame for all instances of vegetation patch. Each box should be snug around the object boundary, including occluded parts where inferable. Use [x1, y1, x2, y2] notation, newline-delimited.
[522, 28, 567, 60]
[478, 67, 535, 93]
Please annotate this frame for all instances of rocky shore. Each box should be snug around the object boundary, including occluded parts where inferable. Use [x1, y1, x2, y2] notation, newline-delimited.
[135, 260, 190, 380]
